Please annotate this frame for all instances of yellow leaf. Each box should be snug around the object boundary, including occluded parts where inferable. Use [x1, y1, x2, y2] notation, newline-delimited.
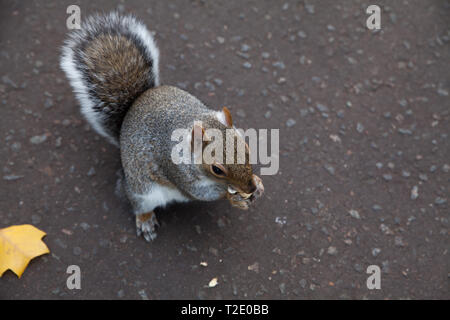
[0, 224, 50, 278]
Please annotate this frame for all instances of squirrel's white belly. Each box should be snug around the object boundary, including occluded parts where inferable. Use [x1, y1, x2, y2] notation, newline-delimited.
[136, 183, 189, 213]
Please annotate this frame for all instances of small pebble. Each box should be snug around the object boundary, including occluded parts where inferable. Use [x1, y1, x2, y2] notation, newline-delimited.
[73, 247, 82, 256]
[349, 209, 361, 219]
[354, 263, 363, 273]
[286, 118, 296, 127]
[240, 44, 251, 52]
[30, 134, 47, 144]
[80, 222, 90, 231]
[327, 246, 338, 255]
[372, 204, 382, 211]
[3, 175, 23, 181]
[395, 236, 406, 247]
[402, 170, 411, 178]
[297, 30, 307, 39]
[316, 103, 329, 112]
[372, 248, 381, 257]
[272, 61, 286, 69]
[411, 186, 419, 200]
[87, 167, 96, 177]
[305, 4, 315, 14]
[242, 62, 252, 69]
[44, 98, 54, 109]
[324, 164, 335, 176]
[10, 142, 21, 152]
[138, 289, 149, 300]
[356, 123, 365, 133]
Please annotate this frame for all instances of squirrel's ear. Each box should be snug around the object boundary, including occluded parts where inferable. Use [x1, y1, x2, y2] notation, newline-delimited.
[222, 107, 233, 127]
[191, 123, 209, 151]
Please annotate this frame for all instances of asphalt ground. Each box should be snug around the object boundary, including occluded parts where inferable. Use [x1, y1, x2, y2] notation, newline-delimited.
[0, 0, 449, 299]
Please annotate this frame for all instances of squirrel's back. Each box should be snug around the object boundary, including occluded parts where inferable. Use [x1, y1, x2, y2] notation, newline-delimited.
[60, 12, 160, 145]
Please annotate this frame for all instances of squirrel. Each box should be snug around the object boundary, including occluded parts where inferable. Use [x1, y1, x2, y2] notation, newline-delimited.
[60, 12, 264, 242]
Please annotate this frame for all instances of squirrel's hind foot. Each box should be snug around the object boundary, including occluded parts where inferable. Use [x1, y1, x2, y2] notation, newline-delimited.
[136, 211, 160, 242]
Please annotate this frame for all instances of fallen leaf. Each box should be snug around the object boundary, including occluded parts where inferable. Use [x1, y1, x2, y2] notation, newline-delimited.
[0, 224, 50, 278]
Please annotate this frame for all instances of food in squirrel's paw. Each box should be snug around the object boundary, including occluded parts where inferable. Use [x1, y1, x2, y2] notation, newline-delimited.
[227, 186, 251, 198]
[228, 186, 252, 199]
[227, 174, 264, 206]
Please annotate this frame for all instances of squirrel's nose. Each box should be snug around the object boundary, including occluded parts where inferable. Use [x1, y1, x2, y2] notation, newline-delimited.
[247, 180, 257, 194]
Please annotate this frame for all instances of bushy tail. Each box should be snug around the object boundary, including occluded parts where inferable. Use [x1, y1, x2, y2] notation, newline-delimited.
[60, 12, 160, 146]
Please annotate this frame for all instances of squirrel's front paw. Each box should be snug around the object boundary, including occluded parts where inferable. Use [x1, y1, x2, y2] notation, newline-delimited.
[226, 175, 264, 210]
[251, 174, 264, 199]
[136, 212, 159, 242]
[226, 192, 251, 210]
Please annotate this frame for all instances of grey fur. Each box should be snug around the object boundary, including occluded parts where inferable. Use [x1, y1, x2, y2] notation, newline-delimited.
[60, 12, 160, 145]
[121, 86, 229, 205]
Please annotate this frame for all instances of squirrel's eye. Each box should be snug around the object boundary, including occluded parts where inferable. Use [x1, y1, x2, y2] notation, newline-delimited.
[211, 165, 226, 177]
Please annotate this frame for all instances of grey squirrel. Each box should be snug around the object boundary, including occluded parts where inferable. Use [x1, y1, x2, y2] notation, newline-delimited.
[60, 12, 264, 242]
